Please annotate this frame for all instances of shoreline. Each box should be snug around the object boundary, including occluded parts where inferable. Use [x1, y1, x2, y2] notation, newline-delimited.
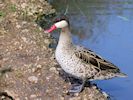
[0, 0, 108, 99]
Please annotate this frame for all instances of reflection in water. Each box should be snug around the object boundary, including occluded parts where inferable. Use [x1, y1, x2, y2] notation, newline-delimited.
[49, 0, 133, 100]
[50, 0, 133, 41]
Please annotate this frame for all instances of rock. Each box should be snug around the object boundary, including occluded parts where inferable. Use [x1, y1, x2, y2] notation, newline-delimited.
[74, 93, 79, 96]
[22, 21, 27, 25]
[32, 68, 36, 73]
[28, 76, 38, 83]
[60, 96, 65, 100]
[21, 29, 29, 33]
[21, 3, 27, 9]
[44, 39, 51, 45]
[32, 65, 42, 72]
[21, 37, 28, 43]
[30, 94, 37, 98]
[69, 97, 81, 100]
[102, 91, 109, 98]
[37, 64, 42, 69]
[49, 67, 59, 74]
[16, 24, 21, 29]
[1, 95, 6, 99]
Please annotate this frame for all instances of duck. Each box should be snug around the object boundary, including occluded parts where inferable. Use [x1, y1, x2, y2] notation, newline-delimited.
[44, 16, 127, 93]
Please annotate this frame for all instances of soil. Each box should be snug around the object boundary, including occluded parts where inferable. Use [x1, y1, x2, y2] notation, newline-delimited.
[0, 0, 108, 100]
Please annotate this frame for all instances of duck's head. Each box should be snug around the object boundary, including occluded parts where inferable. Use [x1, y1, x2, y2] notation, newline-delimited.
[44, 16, 69, 33]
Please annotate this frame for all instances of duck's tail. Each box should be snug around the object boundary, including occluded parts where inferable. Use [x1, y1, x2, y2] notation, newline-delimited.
[116, 72, 127, 78]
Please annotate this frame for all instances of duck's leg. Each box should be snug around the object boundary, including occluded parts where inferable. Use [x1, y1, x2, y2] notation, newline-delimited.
[68, 79, 86, 93]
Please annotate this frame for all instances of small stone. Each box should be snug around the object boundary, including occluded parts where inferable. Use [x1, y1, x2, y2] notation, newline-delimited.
[74, 93, 79, 96]
[22, 21, 27, 25]
[1, 96, 6, 99]
[32, 68, 36, 72]
[28, 12, 33, 16]
[22, 29, 29, 33]
[49, 67, 58, 74]
[21, 37, 27, 43]
[5, 74, 9, 78]
[44, 39, 50, 44]
[30, 94, 37, 98]
[25, 97, 28, 100]
[92, 85, 97, 89]
[39, 0, 44, 2]
[37, 73, 41, 76]
[16, 25, 21, 29]
[39, 9, 43, 12]
[21, 3, 27, 9]
[69, 97, 81, 100]
[102, 91, 109, 98]
[63, 90, 68, 94]
[60, 96, 64, 100]
[37, 64, 42, 69]
[46, 76, 50, 80]
[28, 76, 38, 83]
[39, 27, 42, 31]
[36, 56, 40, 61]
[33, 23, 38, 27]
[32, 65, 42, 72]
[36, 98, 42, 100]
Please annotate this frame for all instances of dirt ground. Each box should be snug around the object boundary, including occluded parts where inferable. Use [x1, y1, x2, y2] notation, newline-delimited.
[0, 0, 108, 100]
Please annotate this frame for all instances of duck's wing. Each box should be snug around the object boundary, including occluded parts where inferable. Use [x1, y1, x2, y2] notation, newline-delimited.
[75, 46, 120, 72]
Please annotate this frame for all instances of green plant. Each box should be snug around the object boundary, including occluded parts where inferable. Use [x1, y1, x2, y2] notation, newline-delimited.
[0, 11, 5, 17]
[10, 4, 17, 12]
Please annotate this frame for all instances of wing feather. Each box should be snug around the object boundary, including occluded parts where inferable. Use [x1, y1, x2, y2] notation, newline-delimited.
[75, 46, 120, 71]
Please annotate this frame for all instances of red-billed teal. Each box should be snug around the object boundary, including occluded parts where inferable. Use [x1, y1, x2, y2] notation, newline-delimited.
[44, 17, 127, 93]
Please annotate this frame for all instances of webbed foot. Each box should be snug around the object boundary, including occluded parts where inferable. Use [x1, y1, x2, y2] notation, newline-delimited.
[68, 83, 84, 93]
[68, 79, 87, 93]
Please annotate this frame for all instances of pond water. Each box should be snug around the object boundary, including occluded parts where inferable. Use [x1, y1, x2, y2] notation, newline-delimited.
[48, 0, 133, 100]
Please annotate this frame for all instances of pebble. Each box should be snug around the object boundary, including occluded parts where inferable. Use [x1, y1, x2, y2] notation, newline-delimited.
[22, 21, 27, 25]
[49, 67, 58, 74]
[30, 94, 37, 98]
[32, 65, 42, 72]
[1, 96, 6, 99]
[16, 24, 21, 29]
[22, 29, 29, 33]
[69, 97, 81, 100]
[44, 39, 50, 44]
[74, 93, 79, 96]
[21, 37, 28, 43]
[32, 68, 36, 72]
[28, 76, 38, 83]
[36, 98, 42, 100]
[60, 96, 65, 100]
[25, 97, 28, 100]
[102, 91, 109, 98]
[37, 64, 42, 69]
[21, 3, 27, 9]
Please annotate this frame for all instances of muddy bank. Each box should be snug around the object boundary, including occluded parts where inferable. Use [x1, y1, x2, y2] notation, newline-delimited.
[0, 0, 108, 100]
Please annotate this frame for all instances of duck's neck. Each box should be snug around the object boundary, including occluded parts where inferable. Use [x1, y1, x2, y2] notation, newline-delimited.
[57, 27, 73, 47]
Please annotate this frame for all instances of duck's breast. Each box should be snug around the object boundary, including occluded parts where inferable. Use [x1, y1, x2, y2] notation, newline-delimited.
[55, 47, 88, 78]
